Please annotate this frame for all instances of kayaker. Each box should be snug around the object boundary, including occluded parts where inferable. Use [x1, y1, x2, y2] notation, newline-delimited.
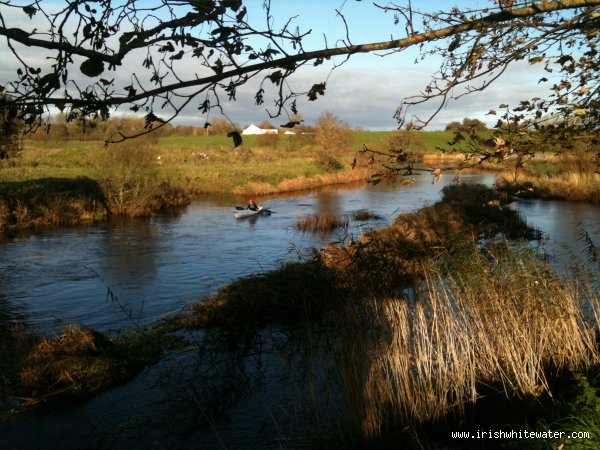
[247, 198, 259, 211]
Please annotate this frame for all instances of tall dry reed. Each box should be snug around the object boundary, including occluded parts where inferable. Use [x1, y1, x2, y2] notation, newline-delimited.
[295, 213, 349, 233]
[496, 171, 600, 203]
[330, 244, 600, 437]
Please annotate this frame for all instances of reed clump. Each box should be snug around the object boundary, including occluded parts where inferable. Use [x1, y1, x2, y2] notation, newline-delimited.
[0, 177, 107, 233]
[326, 242, 600, 443]
[18, 324, 167, 407]
[352, 210, 383, 221]
[295, 213, 350, 233]
[496, 171, 600, 204]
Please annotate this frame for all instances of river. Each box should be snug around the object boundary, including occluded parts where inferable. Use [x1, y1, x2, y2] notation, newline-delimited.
[1, 173, 599, 449]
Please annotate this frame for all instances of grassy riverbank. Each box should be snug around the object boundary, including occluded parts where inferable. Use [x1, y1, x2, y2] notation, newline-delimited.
[0, 130, 453, 233]
[495, 152, 600, 204]
[497, 171, 600, 204]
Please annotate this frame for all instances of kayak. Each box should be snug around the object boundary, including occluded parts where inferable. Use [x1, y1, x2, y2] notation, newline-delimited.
[234, 206, 271, 219]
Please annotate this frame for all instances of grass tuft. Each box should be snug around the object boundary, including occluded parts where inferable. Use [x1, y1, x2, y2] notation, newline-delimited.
[352, 210, 384, 221]
[295, 213, 350, 233]
[18, 324, 169, 407]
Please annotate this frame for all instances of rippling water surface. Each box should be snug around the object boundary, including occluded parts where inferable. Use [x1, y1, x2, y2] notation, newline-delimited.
[2, 173, 600, 450]
[0, 173, 497, 333]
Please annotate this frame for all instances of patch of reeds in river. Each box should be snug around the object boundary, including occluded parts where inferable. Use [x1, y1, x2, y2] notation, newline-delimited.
[497, 171, 600, 204]
[295, 213, 350, 233]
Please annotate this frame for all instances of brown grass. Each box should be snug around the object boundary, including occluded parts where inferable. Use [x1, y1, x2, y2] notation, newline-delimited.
[18, 324, 166, 406]
[496, 171, 600, 203]
[233, 168, 373, 195]
[352, 210, 384, 221]
[331, 245, 600, 437]
[295, 213, 350, 233]
[0, 177, 108, 234]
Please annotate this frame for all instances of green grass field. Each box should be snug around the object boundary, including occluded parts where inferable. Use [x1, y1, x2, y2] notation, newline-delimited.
[1, 130, 458, 194]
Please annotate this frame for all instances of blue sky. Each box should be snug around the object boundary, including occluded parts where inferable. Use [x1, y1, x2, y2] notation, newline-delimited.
[194, 0, 554, 130]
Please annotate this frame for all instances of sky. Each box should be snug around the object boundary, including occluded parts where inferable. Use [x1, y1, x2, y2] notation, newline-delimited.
[0, 0, 556, 131]
[174, 0, 556, 130]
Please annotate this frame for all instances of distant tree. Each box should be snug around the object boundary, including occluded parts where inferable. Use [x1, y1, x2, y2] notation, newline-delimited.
[257, 120, 277, 130]
[0, 94, 23, 159]
[313, 112, 353, 172]
[445, 118, 487, 132]
[387, 131, 426, 154]
[445, 121, 463, 132]
[462, 118, 487, 130]
[314, 112, 354, 153]
[207, 117, 235, 136]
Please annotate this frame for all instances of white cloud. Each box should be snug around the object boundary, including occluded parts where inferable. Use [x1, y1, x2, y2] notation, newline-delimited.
[173, 55, 554, 131]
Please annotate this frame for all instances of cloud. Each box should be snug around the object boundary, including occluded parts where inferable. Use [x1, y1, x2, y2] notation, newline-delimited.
[173, 55, 554, 131]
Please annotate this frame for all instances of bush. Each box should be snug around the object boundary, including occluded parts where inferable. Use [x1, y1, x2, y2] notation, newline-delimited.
[316, 152, 343, 172]
[255, 132, 279, 148]
[0, 95, 23, 159]
[314, 111, 354, 153]
[445, 117, 487, 131]
[387, 130, 426, 154]
[96, 138, 162, 216]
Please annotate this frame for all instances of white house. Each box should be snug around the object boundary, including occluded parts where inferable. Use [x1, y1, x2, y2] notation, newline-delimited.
[241, 124, 278, 135]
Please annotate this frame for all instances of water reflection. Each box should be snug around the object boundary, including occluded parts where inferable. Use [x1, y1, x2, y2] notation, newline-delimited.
[510, 198, 600, 264]
[2, 174, 600, 450]
[1, 173, 599, 337]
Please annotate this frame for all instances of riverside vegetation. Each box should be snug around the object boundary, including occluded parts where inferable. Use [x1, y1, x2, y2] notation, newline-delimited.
[4, 185, 598, 449]
[1, 119, 598, 234]
[0, 123, 490, 234]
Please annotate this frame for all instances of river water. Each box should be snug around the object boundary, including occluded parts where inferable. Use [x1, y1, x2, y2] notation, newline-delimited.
[1, 173, 599, 449]
[0, 173, 501, 334]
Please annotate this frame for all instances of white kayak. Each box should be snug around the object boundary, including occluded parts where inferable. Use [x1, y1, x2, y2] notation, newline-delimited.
[234, 206, 271, 219]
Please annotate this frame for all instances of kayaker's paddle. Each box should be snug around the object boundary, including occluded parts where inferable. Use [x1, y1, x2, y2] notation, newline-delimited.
[235, 206, 245, 210]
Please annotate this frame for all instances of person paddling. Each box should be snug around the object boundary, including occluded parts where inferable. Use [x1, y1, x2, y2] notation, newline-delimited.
[247, 198, 259, 211]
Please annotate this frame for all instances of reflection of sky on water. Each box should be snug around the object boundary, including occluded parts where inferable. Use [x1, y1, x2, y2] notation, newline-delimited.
[1, 174, 600, 450]
[2, 172, 599, 335]
[510, 198, 600, 268]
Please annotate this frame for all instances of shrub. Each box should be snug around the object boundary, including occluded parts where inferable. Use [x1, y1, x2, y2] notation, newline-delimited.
[256, 132, 280, 148]
[387, 130, 426, 154]
[314, 112, 354, 153]
[0, 95, 23, 160]
[316, 152, 343, 172]
[96, 138, 162, 216]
